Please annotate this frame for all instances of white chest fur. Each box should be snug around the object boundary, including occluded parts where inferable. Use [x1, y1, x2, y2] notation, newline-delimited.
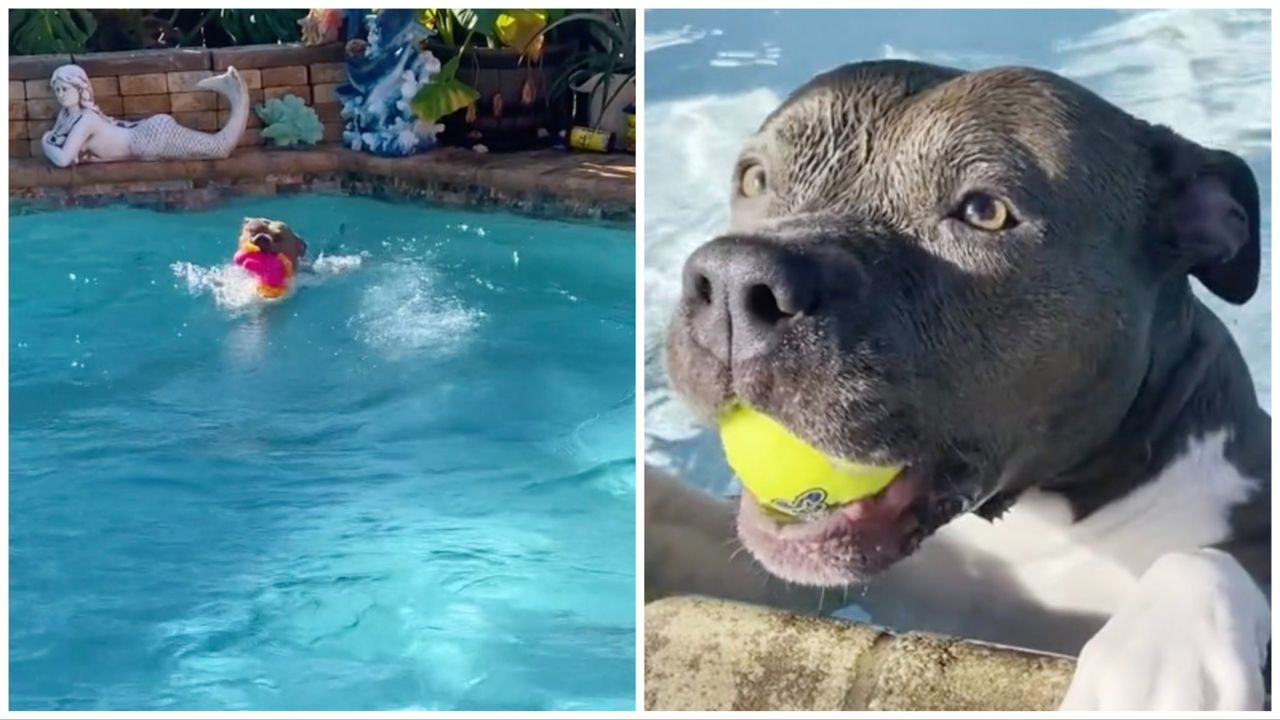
[865, 430, 1259, 654]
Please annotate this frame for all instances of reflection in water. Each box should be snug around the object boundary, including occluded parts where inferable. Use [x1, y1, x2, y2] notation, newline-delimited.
[226, 313, 270, 368]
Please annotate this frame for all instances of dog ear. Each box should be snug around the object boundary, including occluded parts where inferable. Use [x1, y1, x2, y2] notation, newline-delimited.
[1150, 129, 1260, 305]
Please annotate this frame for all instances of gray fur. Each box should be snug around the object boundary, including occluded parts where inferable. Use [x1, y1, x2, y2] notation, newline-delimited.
[664, 60, 1269, 585]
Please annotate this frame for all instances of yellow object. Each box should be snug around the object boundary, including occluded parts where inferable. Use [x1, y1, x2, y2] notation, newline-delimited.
[719, 405, 903, 518]
[569, 126, 613, 153]
[495, 10, 547, 59]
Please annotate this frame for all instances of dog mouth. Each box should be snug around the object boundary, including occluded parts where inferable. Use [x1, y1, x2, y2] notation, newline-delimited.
[735, 451, 974, 587]
[667, 299, 982, 586]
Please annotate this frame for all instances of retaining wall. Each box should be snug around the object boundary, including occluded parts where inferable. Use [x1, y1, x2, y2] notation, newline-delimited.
[9, 42, 347, 159]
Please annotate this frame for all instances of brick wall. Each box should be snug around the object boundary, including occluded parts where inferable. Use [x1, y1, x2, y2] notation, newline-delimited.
[10, 43, 346, 159]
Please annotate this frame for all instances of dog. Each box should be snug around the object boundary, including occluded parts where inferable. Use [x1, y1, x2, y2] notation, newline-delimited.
[654, 60, 1270, 710]
[234, 217, 309, 300]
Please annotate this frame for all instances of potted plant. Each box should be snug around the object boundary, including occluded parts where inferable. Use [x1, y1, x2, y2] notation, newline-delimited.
[411, 9, 576, 152]
[540, 9, 635, 147]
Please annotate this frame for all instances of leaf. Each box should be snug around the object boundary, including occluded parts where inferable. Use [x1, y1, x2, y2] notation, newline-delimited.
[438, 50, 463, 83]
[206, 9, 302, 46]
[467, 9, 504, 44]
[409, 78, 480, 125]
[493, 10, 546, 54]
[10, 9, 96, 55]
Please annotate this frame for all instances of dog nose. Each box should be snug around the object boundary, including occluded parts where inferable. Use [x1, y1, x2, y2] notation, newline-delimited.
[681, 235, 819, 363]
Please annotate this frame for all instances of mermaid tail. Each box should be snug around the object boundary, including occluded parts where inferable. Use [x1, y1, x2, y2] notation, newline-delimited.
[127, 67, 249, 160]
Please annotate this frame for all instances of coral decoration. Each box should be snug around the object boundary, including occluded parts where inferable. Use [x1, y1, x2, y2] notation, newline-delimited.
[299, 8, 344, 46]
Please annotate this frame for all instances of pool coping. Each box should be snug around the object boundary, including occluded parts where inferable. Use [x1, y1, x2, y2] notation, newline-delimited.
[645, 596, 1075, 711]
[9, 146, 635, 224]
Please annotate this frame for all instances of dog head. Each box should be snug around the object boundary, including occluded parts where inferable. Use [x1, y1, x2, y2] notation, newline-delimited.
[664, 60, 1261, 586]
[239, 217, 309, 263]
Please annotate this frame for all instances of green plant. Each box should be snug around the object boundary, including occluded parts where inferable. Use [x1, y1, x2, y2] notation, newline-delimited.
[410, 9, 634, 126]
[420, 9, 568, 51]
[536, 10, 635, 117]
[410, 10, 562, 128]
[255, 95, 324, 147]
[409, 32, 483, 125]
[10, 9, 97, 55]
[179, 9, 305, 47]
[7, 8, 315, 55]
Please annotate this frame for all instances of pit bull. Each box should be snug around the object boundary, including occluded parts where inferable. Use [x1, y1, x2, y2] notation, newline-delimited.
[654, 60, 1270, 710]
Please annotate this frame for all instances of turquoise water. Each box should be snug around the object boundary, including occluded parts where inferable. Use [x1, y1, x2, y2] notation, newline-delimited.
[645, 8, 1272, 497]
[9, 196, 636, 710]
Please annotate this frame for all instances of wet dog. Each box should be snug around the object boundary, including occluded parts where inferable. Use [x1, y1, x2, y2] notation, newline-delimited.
[234, 218, 309, 299]
[656, 60, 1269, 710]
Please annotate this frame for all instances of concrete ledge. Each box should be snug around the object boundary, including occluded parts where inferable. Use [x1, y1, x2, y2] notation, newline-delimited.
[9, 145, 635, 222]
[72, 47, 211, 75]
[11, 43, 342, 78]
[211, 43, 344, 70]
[645, 596, 1074, 711]
[9, 53, 73, 81]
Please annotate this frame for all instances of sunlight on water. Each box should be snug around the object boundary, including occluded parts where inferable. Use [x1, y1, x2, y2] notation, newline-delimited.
[10, 195, 635, 711]
[350, 259, 486, 358]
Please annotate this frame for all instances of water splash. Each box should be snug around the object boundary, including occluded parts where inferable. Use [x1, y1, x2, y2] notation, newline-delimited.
[351, 260, 484, 357]
[172, 253, 365, 313]
[310, 252, 366, 276]
[171, 261, 268, 314]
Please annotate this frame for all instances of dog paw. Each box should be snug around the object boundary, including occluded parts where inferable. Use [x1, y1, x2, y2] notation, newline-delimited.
[1059, 549, 1269, 710]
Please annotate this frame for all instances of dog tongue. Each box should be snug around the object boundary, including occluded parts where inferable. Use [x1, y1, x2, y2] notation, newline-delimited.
[837, 469, 923, 523]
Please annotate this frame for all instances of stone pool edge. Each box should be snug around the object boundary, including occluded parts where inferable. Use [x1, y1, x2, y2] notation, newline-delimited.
[9, 146, 635, 224]
[645, 596, 1075, 711]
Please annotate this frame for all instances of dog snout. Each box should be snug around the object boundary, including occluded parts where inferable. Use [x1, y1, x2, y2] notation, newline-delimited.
[680, 235, 819, 363]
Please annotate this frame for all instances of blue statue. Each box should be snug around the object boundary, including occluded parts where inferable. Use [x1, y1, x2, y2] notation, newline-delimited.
[335, 10, 442, 157]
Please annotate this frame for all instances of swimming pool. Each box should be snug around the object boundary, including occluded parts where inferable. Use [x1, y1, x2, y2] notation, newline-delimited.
[9, 195, 636, 710]
[644, 8, 1272, 498]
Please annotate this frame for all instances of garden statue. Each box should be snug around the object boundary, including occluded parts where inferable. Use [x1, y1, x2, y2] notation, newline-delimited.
[335, 9, 442, 157]
[41, 64, 249, 168]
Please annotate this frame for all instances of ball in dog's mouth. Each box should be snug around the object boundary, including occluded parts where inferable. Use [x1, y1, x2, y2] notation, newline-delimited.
[735, 461, 970, 587]
[719, 404, 907, 518]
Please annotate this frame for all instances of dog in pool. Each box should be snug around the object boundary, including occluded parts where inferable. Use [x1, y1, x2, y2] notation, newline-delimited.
[234, 217, 309, 300]
[648, 60, 1270, 710]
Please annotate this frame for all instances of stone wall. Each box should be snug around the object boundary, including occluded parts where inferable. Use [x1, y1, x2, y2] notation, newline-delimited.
[9, 43, 347, 159]
[10, 147, 635, 223]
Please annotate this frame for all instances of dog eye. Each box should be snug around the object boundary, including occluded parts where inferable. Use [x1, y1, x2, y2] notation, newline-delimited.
[739, 163, 768, 198]
[958, 192, 1016, 231]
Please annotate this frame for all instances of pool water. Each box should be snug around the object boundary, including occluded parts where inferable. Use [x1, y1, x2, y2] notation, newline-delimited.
[9, 195, 636, 710]
[644, 8, 1272, 499]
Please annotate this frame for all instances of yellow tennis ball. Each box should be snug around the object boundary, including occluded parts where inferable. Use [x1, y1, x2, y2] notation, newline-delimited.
[719, 405, 902, 518]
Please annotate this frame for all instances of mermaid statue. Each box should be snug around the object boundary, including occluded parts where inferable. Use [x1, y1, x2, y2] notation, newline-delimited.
[41, 64, 249, 168]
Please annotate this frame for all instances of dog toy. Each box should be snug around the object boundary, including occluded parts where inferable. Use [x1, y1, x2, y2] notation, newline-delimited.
[234, 234, 294, 299]
[719, 404, 903, 518]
